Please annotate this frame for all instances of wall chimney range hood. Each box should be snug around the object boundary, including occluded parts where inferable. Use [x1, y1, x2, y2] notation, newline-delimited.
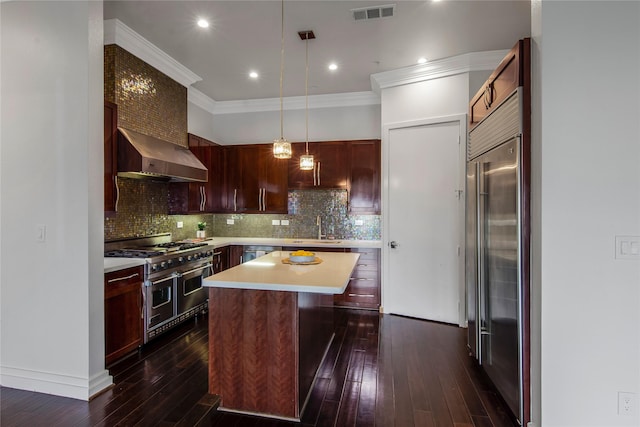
[117, 127, 207, 183]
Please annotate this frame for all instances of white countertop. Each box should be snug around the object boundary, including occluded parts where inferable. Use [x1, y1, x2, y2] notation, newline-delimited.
[104, 257, 146, 273]
[104, 237, 380, 273]
[203, 250, 360, 294]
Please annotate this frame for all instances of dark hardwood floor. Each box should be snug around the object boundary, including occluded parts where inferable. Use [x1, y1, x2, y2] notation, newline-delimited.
[1, 309, 516, 427]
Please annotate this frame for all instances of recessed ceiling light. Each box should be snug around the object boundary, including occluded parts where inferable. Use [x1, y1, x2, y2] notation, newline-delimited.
[328, 63, 338, 71]
[249, 71, 259, 79]
[417, 57, 427, 64]
[197, 19, 209, 28]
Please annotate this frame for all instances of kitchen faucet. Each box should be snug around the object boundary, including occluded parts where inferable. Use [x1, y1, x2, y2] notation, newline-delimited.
[316, 215, 326, 240]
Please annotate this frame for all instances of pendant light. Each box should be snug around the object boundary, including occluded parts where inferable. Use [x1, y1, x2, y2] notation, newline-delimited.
[273, 0, 292, 159]
[299, 30, 315, 171]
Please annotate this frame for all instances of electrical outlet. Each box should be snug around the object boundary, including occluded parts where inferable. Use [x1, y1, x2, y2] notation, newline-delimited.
[272, 219, 280, 226]
[618, 392, 636, 416]
[355, 219, 364, 226]
[176, 221, 183, 229]
[226, 219, 234, 225]
[281, 220, 289, 226]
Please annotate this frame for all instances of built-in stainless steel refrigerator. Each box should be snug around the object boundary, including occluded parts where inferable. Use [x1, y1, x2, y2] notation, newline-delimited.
[466, 88, 526, 425]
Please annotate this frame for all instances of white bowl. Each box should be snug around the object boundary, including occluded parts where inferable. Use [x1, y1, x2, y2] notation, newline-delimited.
[289, 254, 315, 263]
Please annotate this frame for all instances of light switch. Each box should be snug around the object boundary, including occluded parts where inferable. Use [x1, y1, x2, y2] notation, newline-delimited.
[615, 235, 640, 260]
[281, 220, 289, 226]
[177, 221, 183, 229]
[355, 219, 364, 226]
[226, 219, 234, 225]
[36, 224, 46, 242]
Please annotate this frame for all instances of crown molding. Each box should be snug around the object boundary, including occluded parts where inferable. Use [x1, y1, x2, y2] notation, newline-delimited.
[188, 87, 217, 113]
[370, 50, 509, 93]
[211, 91, 380, 115]
[104, 19, 201, 88]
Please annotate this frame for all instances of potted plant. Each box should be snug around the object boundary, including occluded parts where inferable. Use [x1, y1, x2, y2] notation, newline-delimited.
[196, 222, 206, 238]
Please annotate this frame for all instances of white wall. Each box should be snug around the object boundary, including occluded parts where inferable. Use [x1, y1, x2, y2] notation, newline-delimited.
[532, 1, 640, 426]
[381, 73, 471, 125]
[191, 104, 381, 145]
[188, 101, 226, 143]
[0, 1, 111, 399]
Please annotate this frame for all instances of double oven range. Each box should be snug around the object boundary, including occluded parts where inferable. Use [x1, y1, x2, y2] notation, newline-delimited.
[105, 233, 216, 343]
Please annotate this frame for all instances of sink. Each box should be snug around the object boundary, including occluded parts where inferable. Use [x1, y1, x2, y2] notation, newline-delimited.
[289, 239, 342, 244]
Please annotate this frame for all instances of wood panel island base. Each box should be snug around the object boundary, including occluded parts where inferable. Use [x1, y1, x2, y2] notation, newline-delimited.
[204, 251, 360, 421]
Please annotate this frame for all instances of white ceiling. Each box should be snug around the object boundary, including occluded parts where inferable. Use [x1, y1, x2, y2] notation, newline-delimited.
[103, 1, 531, 102]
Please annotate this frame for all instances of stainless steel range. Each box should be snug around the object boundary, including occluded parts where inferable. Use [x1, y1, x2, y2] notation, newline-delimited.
[105, 233, 215, 343]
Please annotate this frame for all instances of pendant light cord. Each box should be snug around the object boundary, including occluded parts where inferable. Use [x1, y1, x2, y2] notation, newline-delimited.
[279, 0, 285, 140]
[305, 35, 309, 154]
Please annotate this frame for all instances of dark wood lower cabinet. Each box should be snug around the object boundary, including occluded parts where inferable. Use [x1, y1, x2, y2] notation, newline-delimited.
[104, 266, 143, 366]
[282, 246, 381, 310]
[334, 248, 380, 310]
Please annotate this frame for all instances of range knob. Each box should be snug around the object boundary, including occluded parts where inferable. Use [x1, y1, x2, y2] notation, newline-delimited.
[151, 263, 158, 272]
[167, 259, 173, 267]
[187, 255, 193, 261]
[160, 261, 167, 269]
[178, 257, 184, 264]
[193, 253, 200, 260]
[207, 250, 213, 257]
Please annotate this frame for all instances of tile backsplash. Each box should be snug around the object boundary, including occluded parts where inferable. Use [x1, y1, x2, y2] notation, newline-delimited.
[105, 179, 380, 242]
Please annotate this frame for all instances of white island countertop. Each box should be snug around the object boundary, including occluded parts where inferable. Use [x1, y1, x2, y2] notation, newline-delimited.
[204, 250, 360, 294]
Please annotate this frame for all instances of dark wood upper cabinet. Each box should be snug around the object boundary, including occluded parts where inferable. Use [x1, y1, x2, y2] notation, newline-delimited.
[168, 133, 225, 214]
[289, 139, 381, 214]
[225, 145, 288, 213]
[104, 100, 118, 212]
[469, 39, 530, 130]
[288, 141, 348, 189]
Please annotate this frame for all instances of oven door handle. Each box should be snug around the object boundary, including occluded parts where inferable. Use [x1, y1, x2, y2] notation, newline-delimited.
[145, 273, 178, 287]
[178, 263, 213, 277]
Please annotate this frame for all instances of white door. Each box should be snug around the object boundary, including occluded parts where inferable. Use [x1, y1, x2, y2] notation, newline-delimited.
[384, 118, 464, 324]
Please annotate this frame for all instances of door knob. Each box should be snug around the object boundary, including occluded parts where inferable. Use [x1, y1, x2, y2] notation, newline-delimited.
[390, 241, 398, 249]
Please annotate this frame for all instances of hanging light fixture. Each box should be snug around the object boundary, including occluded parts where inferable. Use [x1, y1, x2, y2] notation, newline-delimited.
[273, 0, 292, 159]
[299, 31, 315, 170]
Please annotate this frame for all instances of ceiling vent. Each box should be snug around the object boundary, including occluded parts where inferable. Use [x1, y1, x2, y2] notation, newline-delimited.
[352, 4, 395, 21]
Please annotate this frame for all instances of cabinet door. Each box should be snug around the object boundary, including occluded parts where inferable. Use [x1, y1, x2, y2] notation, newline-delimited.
[314, 142, 348, 188]
[225, 147, 241, 212]
[212, 246, 230, 273]
[104, 101, 118, 212]
[260, 145, 289, 213]
[288, 142, 315, 188]
[348, 140, 381, 214]
[187, 134, 210, 212]
[288, 141, 348, 189]
[207, 143, 226, 212]
[228, 245, 244, 267]
[237, 146, 261, 212]
[105, 266, 143, 365]
[169, 134, 227, 214]
[469, 39, 528, 130]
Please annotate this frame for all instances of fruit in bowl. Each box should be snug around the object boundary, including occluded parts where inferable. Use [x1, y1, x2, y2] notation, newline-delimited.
[289, 250, 316, 263]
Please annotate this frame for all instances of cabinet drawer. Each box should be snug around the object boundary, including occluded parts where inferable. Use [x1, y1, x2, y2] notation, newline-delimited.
[105, 267, 143, 298]
[349, 248, 379, 260]
[349, 269, 378, 282]
[343, 291, 379, 304]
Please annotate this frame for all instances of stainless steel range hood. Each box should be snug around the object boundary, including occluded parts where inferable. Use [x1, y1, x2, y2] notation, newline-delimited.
[117, 127, 207, 182]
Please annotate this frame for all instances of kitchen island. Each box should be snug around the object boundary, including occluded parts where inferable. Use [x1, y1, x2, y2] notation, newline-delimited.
[203, 250, 360, 421]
